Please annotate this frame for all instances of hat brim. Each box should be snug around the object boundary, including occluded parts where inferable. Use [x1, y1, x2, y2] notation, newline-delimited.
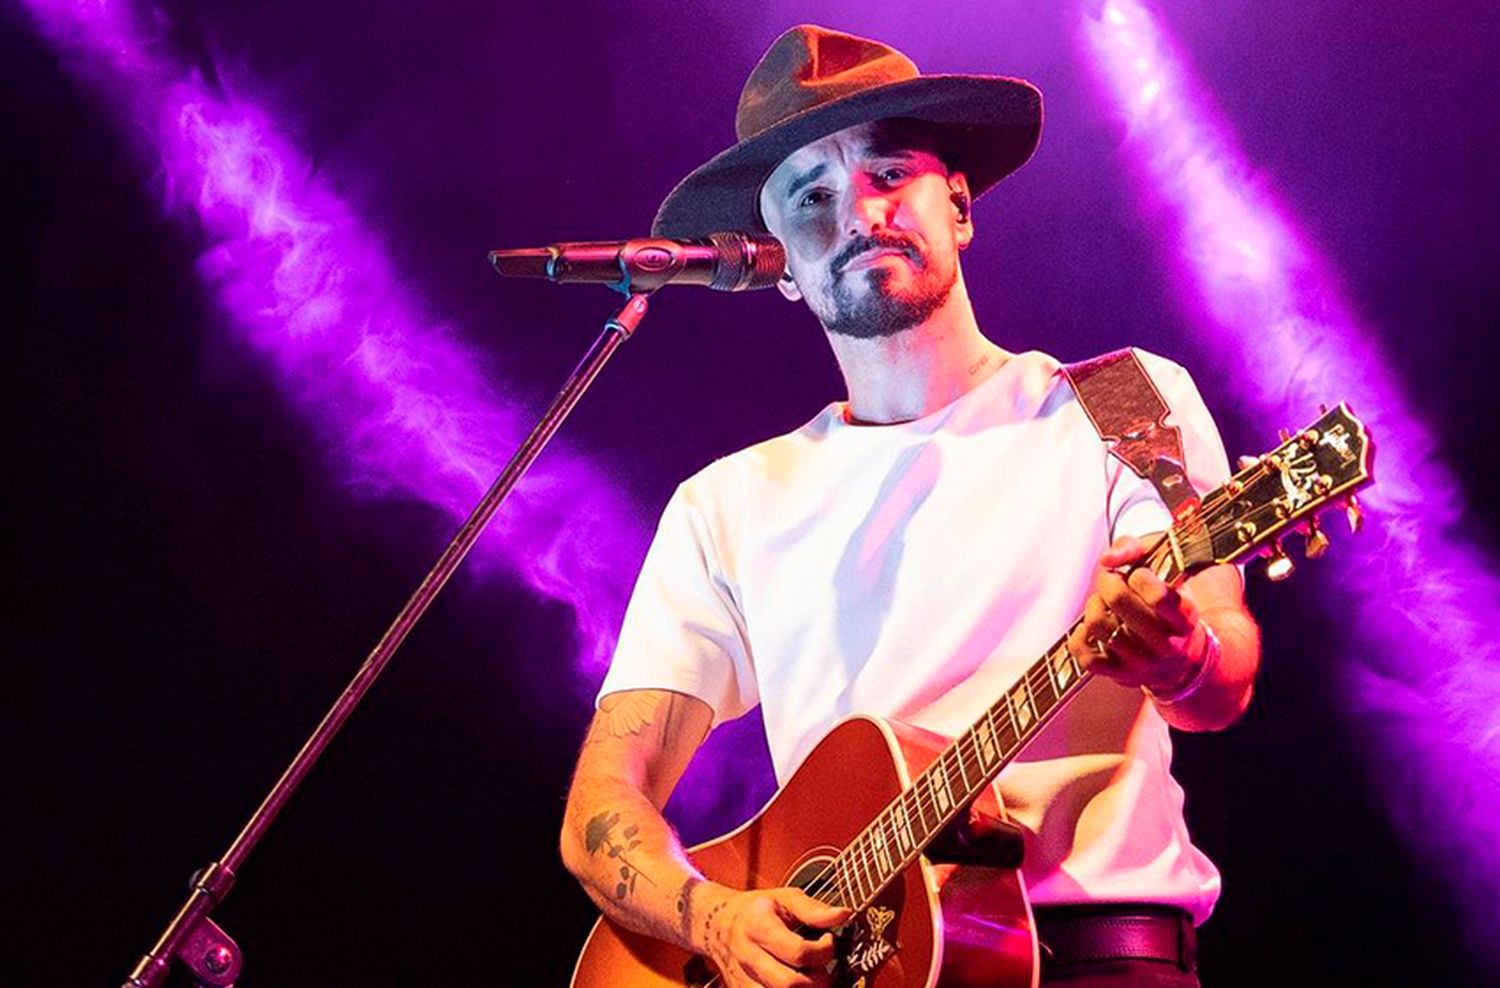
[651, 75, 1042, 239]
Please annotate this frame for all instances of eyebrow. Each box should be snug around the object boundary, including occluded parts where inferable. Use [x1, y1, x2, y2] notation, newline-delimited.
[782, 163, 828, 203]
[862, 138, 925, 160]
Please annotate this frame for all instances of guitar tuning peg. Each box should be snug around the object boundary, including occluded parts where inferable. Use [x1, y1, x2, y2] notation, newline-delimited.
[1304, 516, 1330, 558]
[1345, 494, 1364, 534]
[1264, 539, 1295, 581]
[1278, 428, 1292, 443]
[1319, 403, 1329, 414]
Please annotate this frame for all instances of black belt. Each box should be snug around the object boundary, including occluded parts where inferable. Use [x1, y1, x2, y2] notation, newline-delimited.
[1033, 904, 1197, 970]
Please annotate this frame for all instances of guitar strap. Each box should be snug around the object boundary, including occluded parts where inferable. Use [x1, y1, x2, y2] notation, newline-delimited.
[1063, 349, 1201, 520]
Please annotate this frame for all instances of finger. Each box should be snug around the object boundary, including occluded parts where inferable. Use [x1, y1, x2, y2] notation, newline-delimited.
[739, 947, 815, 988]
[1086, 632, 1155, 688]
[1098, 571, 1157, 644]
[1080, 590, 1115, 643]
[1101, 592, 1175, 656]
[1100, 568, 1187, 649]
[1066, 621, 1098, 669]
[1069, 595, 1114, 668]
[1100, 534, 1146, 568]
[1105, 627, 1155, 668]
[753, 921, 834, 970]
[1126, 568, 1194, 636]
[776, 888, 853, 930]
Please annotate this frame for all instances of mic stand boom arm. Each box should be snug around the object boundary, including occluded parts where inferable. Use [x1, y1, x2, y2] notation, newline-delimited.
[123, 291, 654, 988]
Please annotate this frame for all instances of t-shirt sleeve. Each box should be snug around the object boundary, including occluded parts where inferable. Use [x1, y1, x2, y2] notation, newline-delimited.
[1106, 350, 1234, 543]
[596, 478, 759, 728]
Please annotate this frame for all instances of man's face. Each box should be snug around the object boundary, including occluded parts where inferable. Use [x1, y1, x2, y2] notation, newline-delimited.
[758, 119, 972, 340]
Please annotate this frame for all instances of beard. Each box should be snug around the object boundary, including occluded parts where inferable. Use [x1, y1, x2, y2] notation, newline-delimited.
[815, 238, 957, 340]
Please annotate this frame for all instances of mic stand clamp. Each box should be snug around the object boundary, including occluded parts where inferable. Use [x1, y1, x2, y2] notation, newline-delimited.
[122, 290, 653, 986]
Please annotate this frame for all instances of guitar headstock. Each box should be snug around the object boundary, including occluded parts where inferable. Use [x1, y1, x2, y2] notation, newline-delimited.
[1177, 403, 1374, 577]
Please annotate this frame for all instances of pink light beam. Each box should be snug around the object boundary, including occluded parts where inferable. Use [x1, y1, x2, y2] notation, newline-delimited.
[1081, 0, 1500, 965]
[20, 0, 645, 678]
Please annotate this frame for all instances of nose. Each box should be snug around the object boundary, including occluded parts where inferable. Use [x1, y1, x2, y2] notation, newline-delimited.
[842, 178, 896, 237]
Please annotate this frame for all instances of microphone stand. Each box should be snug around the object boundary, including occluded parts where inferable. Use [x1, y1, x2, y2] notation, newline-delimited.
[123, 290, 653, 987]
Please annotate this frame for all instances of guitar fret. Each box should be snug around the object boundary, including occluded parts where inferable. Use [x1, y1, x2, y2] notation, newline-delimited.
[892, 796, 917, 853]
[846, 840, 865, 904]
[996, 692, 1023, 747]
[988, 706, 1018, 754]
[960, 734, 984, 797]
[945, 751, 967, 807]
[832, 859, 851, 907]
[915, 775, 940, 834]
[975, 717, 998, 768]
[1030, 666, 1059, 719]
[840, 850, 865, 907]
[1166, 528, 1186, 576]
[1050, 644, 1078, 693]
[931, 762, 954, 815]
[859, 841, 877, 902]
[873, 819, 893, 875]
[1010, 680, 1037, 734]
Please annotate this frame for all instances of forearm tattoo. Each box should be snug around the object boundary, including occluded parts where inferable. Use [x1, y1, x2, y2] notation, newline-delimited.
[583, 810, 657, 900]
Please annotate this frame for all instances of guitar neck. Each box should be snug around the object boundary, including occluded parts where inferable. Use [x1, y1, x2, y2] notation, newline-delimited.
[821, 528, 1194, 911]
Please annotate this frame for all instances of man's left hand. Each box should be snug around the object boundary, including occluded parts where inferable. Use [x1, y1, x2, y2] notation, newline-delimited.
[1067, 534, 1210, 695]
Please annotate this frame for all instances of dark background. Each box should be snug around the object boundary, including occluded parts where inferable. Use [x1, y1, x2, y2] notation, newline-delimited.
[6, 2, 1499, 985]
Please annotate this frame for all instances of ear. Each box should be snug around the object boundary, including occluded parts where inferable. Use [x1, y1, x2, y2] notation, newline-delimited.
[776, 270, 803, 302]
[948, 172, 974, 249]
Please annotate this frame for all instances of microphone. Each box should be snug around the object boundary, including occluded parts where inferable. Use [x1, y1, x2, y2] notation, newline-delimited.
[489, 232, 786, 293]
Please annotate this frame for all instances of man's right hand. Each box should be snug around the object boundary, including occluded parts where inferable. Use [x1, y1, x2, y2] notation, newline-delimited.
[696, 884, 853, 988]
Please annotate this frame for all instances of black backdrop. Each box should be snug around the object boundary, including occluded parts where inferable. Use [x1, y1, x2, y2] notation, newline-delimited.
[7, 2, 1499, 985]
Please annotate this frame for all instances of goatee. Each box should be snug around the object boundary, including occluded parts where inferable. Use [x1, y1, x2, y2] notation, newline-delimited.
[821, 264, 955, 340]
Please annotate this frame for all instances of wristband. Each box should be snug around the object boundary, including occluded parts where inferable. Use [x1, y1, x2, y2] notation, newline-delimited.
[1144, 622, 1220, 706]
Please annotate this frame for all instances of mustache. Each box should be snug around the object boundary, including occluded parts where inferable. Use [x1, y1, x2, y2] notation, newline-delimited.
[830, 232, 922, 277]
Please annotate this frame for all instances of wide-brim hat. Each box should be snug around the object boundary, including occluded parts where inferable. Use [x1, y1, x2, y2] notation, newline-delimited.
[652, 24, 1043, 239]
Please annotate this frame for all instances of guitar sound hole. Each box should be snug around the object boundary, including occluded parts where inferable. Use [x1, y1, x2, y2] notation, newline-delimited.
[787, 856, 840, 899]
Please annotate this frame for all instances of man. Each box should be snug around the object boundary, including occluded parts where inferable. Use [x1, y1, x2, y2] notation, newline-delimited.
[561, 25, 1260, 988]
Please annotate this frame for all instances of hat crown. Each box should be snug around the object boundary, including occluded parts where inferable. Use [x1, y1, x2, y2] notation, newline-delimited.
[735, 25, 920, 142]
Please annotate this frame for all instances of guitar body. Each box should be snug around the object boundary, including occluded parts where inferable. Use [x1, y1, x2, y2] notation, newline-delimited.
[571, 715, 1038, 988]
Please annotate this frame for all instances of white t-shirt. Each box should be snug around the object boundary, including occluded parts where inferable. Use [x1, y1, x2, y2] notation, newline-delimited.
[599, 349, 1232, 922]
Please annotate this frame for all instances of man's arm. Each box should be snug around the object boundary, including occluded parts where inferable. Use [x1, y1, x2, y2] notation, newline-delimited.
[561, 688, 849, 987]
[1068, 535, 1261, 731]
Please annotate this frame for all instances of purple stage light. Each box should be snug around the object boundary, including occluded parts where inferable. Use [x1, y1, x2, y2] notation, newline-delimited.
[1082, 0, 1500, 962]
[20, 0, 645, 678]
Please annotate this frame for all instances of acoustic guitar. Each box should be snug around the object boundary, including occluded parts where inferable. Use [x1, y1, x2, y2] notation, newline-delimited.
[573, 404, 1374, 988]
